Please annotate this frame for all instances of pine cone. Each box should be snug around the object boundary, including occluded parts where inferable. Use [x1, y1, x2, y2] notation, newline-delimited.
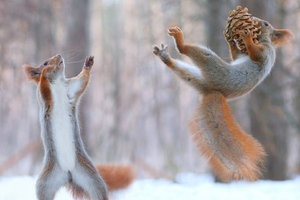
[224, 6, 261, 54]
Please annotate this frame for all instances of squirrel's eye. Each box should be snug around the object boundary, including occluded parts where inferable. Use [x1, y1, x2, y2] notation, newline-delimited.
[263, 22, 269, 26]
[43, 61, 48, 66]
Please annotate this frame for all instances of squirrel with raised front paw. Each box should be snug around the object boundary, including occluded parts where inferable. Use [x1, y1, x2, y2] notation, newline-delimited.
[153, 8, 293, 182]
[24, 55, 135, 199]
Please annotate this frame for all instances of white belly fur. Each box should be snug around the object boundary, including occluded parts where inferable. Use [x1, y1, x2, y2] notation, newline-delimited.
[51, 81, 76, 171]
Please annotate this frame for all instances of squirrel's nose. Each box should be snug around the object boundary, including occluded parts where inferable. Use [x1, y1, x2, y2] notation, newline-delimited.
[54, 54, 62, 59]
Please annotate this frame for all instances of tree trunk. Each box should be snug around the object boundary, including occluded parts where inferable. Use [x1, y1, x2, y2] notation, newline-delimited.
[205, 0, 231, 60]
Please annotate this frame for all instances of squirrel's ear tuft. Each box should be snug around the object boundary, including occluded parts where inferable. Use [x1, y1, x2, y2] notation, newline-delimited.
[271, 29, 294, 48]
[23, 64, 41, 84]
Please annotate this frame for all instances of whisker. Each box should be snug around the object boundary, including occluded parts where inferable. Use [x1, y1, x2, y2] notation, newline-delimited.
[57, 49, 89, 66]
[60, 49, 85, 62]
[65, 59, 86, 64]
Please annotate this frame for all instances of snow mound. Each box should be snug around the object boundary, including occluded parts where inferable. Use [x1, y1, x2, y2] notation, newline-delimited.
[1, 173, 300, 200]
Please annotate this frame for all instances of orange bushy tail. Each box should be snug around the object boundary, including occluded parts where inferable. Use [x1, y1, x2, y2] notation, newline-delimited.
[67, 164, 135, 199]
[96, 164, 136, 190]
[190, 92, 266, 182]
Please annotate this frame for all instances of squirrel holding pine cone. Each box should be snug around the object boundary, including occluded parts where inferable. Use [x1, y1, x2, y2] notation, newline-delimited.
[153, 6, 294, 182]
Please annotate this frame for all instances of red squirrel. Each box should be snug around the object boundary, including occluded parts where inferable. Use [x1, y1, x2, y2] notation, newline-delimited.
[24, 55, 135, 199]
[153, 17, 293, 182]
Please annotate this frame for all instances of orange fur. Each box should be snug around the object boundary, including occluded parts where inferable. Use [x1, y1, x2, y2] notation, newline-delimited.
[190, 92, 266, 182]
[39, 67, 53, 109]
[67, 164, 135, 199]
[96, 164, 136, 190]
[154, 17, 293, 183]
[168, 27, 187, 54]
[239, 30, 265, 65]
[23, 64, 41, 84]
[225, 18, 294, 62]
[271, 29, 294, 47]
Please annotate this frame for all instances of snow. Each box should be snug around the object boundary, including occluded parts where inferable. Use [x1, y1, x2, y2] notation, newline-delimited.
[1, 173, 300, 200]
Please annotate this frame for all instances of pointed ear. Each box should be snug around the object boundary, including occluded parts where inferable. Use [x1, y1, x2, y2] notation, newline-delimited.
[271, 29, 294, 48]
[23, 64, 41, 84]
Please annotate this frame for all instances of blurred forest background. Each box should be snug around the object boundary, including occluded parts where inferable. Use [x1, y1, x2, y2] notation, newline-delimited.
[0, 0, 299, 181]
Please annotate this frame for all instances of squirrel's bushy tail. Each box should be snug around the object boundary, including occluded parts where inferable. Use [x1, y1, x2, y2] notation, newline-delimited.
[67, 164, 135, 199]
[96, 164, 136, 190]
[190, 92, 266, 182]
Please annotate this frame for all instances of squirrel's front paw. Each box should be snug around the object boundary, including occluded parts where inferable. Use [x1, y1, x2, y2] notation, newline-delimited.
[168, 26, 183, 36]
[238, 29, 251, 40]
[168, 26, 185, 42]
[223, 30, 235, 45]
[84, 56, 94, 70]
[153, 44, 171, 65]
[153, 43, 167, 55]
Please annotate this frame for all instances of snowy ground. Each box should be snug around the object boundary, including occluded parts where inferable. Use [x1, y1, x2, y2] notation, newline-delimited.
[1, 173, 300, 200]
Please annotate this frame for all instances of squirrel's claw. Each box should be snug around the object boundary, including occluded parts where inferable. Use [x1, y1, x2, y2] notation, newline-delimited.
[168, 26, 183, 37]
[153, 44, 168, 55]
[84, 55, 94, 70]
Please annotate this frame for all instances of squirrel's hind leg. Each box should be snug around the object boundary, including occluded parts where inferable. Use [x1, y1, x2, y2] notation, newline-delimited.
[36, 163, 68, 200]
[71, 167, 108, 200]
[70, 154, 108, 200]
